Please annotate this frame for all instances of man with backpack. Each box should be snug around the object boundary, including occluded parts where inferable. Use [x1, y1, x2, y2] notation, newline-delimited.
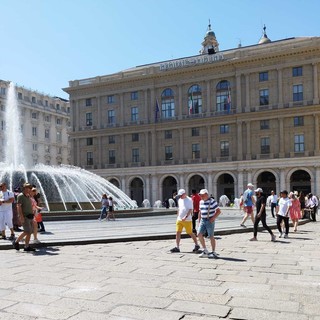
[240, 183, 255, 227]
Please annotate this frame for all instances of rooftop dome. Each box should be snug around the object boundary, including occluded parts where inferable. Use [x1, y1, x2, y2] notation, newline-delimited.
[258, 24, 271, 44]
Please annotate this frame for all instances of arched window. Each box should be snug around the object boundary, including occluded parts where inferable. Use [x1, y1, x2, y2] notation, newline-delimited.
[216, 80, 231, 112]
[161, 88, 175, 119]
[188, 85, 202, 115]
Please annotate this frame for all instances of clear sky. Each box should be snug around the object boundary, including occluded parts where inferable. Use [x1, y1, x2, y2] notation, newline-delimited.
[1, 0, 319, 99]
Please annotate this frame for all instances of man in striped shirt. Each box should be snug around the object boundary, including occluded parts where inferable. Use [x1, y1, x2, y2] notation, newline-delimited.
[198, 189, 221, 258]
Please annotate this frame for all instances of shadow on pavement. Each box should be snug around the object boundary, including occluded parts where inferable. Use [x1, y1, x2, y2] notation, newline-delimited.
[217, 256, 247, 262]
[33, 247, 60, 256]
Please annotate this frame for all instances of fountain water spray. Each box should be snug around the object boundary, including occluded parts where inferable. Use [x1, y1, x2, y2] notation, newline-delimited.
[0, 82, 138, 211]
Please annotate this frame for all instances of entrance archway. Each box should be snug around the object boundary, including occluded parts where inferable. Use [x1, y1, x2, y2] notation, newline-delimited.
[162, 176, 177, 202]
[290, 170, 311, 195]
[130, 178, 144, 207]
[256, 171, 276, 195]
[188, 175, 205, 193]
[216, 173, 235, 202]
[109, 178, 120, 188]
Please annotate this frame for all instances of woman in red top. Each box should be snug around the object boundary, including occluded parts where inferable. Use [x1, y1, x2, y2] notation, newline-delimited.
[289, 192, 301, 232]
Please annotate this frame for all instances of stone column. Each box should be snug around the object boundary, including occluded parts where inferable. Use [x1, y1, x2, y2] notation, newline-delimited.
[238, 170, 244, 195]
[237, 121, 243, 161]
[145, 174, 151, 204]
[280, 169, 286, 192]
[150, 89, 156, 124]
[236, 73, 241, 112]
[246, 121, 251, 160]
[144, 90, 149, 122]
[76, 138, 80, 167]
[206, 81, 211, 116]
[245, 74, 250, 112]
[207, 173, 214, 197]
[120, 134, 125, 166]
[145, 131, 150, 166]
[315, 167, 320, 196]
[279, 118, 284, 157]
[151, 129, 156, 165]
[313, 63, 319, 104]
[179, 174, 184, 190]
[98, 136, 102, 168]
[207, 126, 212, 162]
[179, 128, 184, 164]
[96, 95, 101, 129]
[151, 175, 158, 204]
[178, 85, 183, 119]
[277, 68, 283, 108]
[121, 176, 127, 195]
[119, 94, 124, 126]
[314, 114, 320, 156]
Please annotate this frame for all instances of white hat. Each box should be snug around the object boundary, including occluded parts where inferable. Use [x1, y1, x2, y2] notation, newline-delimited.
[255, 188, 263, 193]
[177, 189, 186, 196]
[247, 183, 254, 187]
[199, 189, 209, 195]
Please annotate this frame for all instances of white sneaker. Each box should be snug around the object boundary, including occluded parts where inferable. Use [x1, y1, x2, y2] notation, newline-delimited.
[208, 252, 218, 259]
[199, 250, 209, 258]
[33, 239, 41, 244]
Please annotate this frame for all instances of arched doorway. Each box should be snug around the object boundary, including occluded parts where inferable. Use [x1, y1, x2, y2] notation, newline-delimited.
[290, 170, 311, 195]
[216, 173, 234, 202]
[162, 176, 177, 202]
[130, 178, 144, 207]
[109, 178, 120, 188]
[188, 175, 205, 194]
[256, 171, 276, 195]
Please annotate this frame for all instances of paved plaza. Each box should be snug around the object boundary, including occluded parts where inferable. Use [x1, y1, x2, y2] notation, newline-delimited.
[0, 210, 319, 319]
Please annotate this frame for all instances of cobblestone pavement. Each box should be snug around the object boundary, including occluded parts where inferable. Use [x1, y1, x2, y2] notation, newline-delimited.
[0, 219, 319, 319]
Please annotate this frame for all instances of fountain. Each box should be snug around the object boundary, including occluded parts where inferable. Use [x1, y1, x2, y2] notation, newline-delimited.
[0, 82, 138, 212]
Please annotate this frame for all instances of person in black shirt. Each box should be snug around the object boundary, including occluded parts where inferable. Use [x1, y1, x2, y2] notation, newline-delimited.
[250, 188, 276, 242]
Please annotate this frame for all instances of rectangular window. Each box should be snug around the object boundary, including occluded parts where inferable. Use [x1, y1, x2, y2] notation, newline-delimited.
[44, 115, 50, 122]
[165, 146, 173, 160]
[107, 95, 115, 104]
[109, 135, 115, 144]
[31, 112, 37, 119]
[220, 141, 229, 157]
[292, 66, 303, 77]
[261, 137, 270, 154]
[85, 98, 92, 106]
[56, 131, 62, 142]
[56, 104, 60, 110]
[32, 143, 37, 151]
[18, 92, 22, 100]
[0, 87, 6, 95]
[220, 124, 229, 134]
[191, 127, 200, 137]
[131, 107, 138, 122]
[108, 110, 115, 124]
[45, 129, 50, 139]
[57, 147, 62, 154]
[1, 120, 5, 130]
[109, 150, 116, 164]
[294, 134, 304, 152]
[45, 145, 50, 153]
[259, 71, 268, 82]
[45, 100, 48, 107]
[56, 118, 62, 125]
[294, 116, 304, 127]
[132, 133, 139, 142]
[32, 127, 37, 137]
[131, 91, 138, 100]
[164, 130, 172, 139]
[259, 89, 269, 105]
[86, 137, 93, 145]
[192, 143, 200, 159]
[32, 96, 36, 103]
[132, 148, 139, 163]
[293, 84, 303, 101]
[86, 112, 92, 126]
[87, 152, 93, 165]
[260, 120, 270, 130]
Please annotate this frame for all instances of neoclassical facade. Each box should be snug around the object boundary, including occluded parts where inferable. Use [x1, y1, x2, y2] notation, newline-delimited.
[64, 25, 320, 206]
[0, 81, 71, 167]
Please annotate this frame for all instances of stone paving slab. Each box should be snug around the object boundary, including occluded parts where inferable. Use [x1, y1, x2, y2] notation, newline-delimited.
[0, 217, 318, 319]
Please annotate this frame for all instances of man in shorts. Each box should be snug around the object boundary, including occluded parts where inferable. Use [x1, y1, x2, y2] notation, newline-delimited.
[170, 189, 200, 253]
[13, 183, 36, 252]
[240, 183, 255, 227]
[197, 189, 221, 259]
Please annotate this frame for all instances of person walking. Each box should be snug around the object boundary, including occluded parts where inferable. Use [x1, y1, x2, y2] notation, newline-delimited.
[191, 189, 201, 234]
[306, 193, 318, 222]
[240, 183, 255, 227]
[106, 196, 115, 221]
[270, 190, 278, 218]
[289, 191, 301, 232]
[13, 183, 36, 252]
[0, 182, 15, 240]
[197, 189, 221, 258]
[276, 190, 291, 239]
[99, 194, 109, 221]
[170, 189, 200, 253]
[250, 188, 276, 242]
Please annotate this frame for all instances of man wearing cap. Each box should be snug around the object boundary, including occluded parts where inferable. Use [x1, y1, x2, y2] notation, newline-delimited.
[250, 188, 276, 242]
[12, 183, 36, 252]
[240, 183, 255, 227]
[198, 189, 221, 258]
[170, 189, 200, 253]
[276, 190, 291, 238]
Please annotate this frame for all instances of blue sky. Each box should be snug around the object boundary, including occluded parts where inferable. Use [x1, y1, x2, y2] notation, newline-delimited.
[1, 0, 319, 99]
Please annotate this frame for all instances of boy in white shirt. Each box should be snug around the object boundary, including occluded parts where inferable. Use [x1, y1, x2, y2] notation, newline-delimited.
[276, 190, 291, 238]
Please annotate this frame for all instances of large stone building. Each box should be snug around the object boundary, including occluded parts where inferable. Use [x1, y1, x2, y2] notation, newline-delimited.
[0, 80, 71, 167]
[64, 25, 320, 206]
